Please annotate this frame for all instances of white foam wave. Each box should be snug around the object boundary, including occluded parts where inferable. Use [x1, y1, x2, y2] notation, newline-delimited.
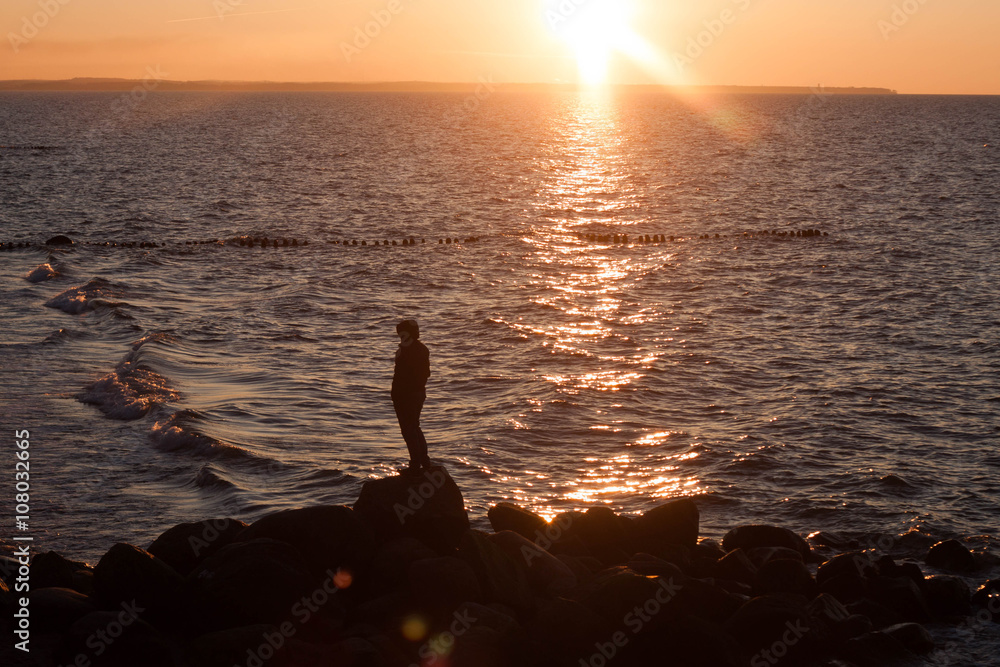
[25, 263, 59, 283]
[150, 412, 250, 460]
[77, 333, 179, 420]
[45, 278, 114, 314]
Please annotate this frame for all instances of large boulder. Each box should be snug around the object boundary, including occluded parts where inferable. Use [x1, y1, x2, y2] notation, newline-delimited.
[636, 498, 700, 549]
[234, 505, 372, 578]
[488, 530, 577, 595]
[866, 575, 931, 622]
[723, 525, 811, 560]
[923, 574, 971, 617]
[458, 530, 534, 612]
[574, 507, 634, 562]
[93, 543, 189, 623]
[487, 502, 547, 540]
[189, 538, 325, 630]
[925, 539, 976, 573]
[354, 466, 469, 553]
[148, 518, 248, 576]
[31, 551, 90, 590]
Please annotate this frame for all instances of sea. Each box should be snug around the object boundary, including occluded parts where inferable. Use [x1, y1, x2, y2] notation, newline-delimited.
[1, 90, 998, 661]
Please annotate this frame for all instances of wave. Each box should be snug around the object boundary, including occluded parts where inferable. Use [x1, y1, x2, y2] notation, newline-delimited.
[25, 263, 59, 283]
[150, 409, 261, 463]
[77, 333, 179, 420]
[45, 278, 129, 315]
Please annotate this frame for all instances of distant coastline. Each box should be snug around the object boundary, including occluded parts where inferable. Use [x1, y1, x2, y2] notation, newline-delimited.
[0, 78, 898, 95]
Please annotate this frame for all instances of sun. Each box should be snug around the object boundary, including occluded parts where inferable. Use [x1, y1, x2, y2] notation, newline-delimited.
[546, 0, 639, 85]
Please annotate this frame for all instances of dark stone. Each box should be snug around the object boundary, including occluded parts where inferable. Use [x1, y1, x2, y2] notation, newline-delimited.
[148, 517, 248, 576]
[486, 502, 547, 540]
[866, 575, 931, 622]
[723, 525, 811, 560]
[636, 498, 700, 549]
[579, 568, 667, 624]
[354, 466, 469, 553]
[715, 548, 757, 586]
[64, 611, 177, 667]
[408, 556, 482, 610]
[45, 235, 74, 245]
[32, 587, 96, 633]
[367, 537, 437, 597]
[189, 538, 323, 629]
[488, 530, 577, 595]
[881, 622, 934, 654]
[694, 538, 726, 561]
[189, 624, 281, 667]
[820, 555, 873, 586]
[923, 574, 971, 617]
[971, 579, 1000, 610]
[754, 559, 818, 598]
[725, 593, 812, 655]
[821, 571, 869, 605]
[448, 602, 528, 667]
[876, 556, 925, 587]
[528, 597, 606, 664]
[925, 539, 976, 573]
[626, 552, 684, 579]
[841, 630, 916, 667]
[805, 593, 862, 643]
[847, 598, 904, 630]
[667, 577, 744, 625]
[93, 543, 188, 620]
[458, 530, 533, 612]
[235, 505, 372, 578]
[746, 545, 806, 567]
[576, 506, 633, 557]
[31, 551, 87, 590]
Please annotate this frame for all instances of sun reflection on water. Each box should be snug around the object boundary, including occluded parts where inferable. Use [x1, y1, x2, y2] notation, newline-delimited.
[502, 94, 706, 514]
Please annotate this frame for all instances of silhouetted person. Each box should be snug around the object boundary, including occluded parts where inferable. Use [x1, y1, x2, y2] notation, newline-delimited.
[392, 319, 430, 470]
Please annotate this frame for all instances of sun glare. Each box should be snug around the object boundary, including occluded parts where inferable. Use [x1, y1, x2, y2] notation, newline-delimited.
[546, 0, 639, 85]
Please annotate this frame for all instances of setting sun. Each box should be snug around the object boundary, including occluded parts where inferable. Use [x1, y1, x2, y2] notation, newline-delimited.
[545, 0, 639, 85]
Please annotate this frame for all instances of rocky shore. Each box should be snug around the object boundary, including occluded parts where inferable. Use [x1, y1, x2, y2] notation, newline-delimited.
[3, 466, 997, 667]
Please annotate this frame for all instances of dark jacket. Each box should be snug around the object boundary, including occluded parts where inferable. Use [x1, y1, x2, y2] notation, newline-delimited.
[392, 340, 430, 399]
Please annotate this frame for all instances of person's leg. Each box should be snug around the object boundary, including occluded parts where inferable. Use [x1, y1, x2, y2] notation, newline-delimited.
[394, 397, 427, 467]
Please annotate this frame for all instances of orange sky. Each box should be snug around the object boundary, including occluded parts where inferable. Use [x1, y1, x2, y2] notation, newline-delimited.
[1, 0, 998, 93]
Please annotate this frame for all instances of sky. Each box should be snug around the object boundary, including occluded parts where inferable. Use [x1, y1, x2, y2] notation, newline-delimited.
[1, 0, 998, 94]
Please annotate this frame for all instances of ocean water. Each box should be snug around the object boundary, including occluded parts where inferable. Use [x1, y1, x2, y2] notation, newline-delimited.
[1, 92, 998, 586]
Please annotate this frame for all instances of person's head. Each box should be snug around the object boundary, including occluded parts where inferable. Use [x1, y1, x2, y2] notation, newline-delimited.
[396, 319, 420, 342]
